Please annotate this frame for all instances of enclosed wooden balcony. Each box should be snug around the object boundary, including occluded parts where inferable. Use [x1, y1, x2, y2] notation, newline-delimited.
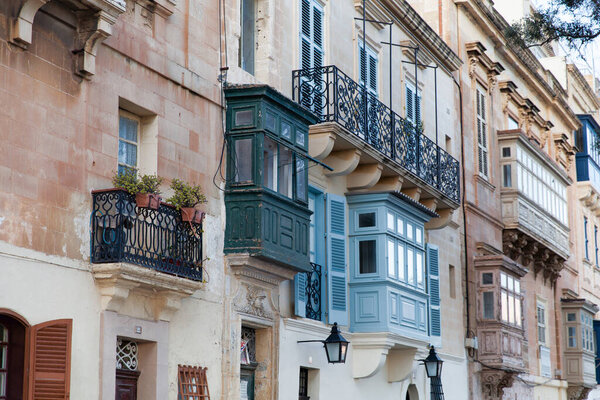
[292, 66, 460, 223]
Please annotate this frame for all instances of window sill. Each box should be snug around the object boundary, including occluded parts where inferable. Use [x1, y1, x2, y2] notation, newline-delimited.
[475, 174, 496, 192]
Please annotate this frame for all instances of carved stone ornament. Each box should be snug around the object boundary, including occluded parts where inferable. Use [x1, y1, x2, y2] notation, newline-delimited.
[468, 56, 479, 80]
[567, 385, 592, 400]
[233, 283, 274, 319]
[481, 370, 517, 400]
[503, 230, 565, 283]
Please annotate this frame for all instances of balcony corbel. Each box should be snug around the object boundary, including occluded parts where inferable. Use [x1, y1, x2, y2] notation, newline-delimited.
[371, 176, 404, 192]
[425, 208, 454, 230]
[347, 163, 384, 190]
[323, 149, 362, 176]
[401, 187, 422, 202]
[75, 10, 119, 79]
[386, 348, 419, 382]
[10, 0, 49, 48]
[309, 124, 338, 160]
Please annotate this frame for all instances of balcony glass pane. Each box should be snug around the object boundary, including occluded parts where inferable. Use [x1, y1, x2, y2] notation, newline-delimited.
[482, 272, 493, 285]
[387, 239, 396, 278]
[568, 326, 577, 347]
[501, 291, 508, 322]
[387, 212, 395, 231]
[416, 252, 424, 288]
[278, 145, 293, 198]
[407, 248, 414, 284]
[358, 212, 376, 228]
[296, 157, 307, 201]
[415, 227, 422, 244]
[263, 137, 277, 191]
[500, 272, 507, 288]
[483, 292, 494, 319]
[398, 244, 405, 281]
[407, 222, 413, 240]
[515, 297, 521, 326]
[397, 217, 403, 235]
[508, 294, 515, 324]
[359, 240, 377, 274]
[234, 138, 254, 183]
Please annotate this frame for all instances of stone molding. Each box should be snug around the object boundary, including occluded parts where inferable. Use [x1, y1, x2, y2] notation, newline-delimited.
[465, 42, 504, 92]
[92, 262, 203, 321]
[567, 385, 592, 400]
[227, 253, 298, 287]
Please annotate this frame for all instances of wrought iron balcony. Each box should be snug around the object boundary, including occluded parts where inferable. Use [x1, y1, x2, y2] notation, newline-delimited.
[292, 65, 460, 203]
[305, 262, 323, 321]
[91, 189, 203, 281]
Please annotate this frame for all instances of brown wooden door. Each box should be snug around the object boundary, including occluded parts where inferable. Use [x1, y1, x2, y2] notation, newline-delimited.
[115, 369, 139, 400]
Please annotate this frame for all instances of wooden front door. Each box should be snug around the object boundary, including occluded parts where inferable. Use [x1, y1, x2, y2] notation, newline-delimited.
[115, 369, 140, 400]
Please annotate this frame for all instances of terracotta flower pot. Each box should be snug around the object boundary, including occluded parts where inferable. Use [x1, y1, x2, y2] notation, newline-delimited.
[136, 193, 162, 210]
[181, 208, 204, 224]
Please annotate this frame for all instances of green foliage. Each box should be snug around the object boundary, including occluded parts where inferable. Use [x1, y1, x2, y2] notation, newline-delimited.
[137, 174, 163, 194]
[112, 170, 163, 195]
[166, 179, 207, 210]
[113, 169, 139, 195]
[506, 1, 600, 49]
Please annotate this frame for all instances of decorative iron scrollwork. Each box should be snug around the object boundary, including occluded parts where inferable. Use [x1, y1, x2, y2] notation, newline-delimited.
[292, 65, 460, 203]
[305, 262, 322, 321]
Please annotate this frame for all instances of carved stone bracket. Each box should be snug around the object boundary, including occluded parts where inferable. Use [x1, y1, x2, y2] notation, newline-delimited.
[10, 0, 50, 47]
[481, 369, 518, 400]
[74, 10, 119, 79]
[466, 42, 504, 92]
[567, 385, 592, 400]
[503, 229, 565, 283]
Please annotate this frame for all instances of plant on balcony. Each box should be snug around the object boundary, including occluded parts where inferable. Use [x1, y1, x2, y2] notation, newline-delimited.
[112, 170, 163, 210]
[166, 179, 207, 223]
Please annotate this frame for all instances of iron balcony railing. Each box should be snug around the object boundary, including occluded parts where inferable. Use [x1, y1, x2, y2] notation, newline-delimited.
[292, 65, 460, 203]
[91, 189, 203, 281]
[305, 262, 322, 321]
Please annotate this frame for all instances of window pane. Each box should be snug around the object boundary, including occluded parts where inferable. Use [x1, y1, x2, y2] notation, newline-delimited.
[296, 157, 307, 201]
[118, 140, 137, 167]
[416, 252, 424, 287]
[0, 372, 5, 396]
[500, 272, 507, 288]
[359, 240, 377, 274]
[241, 0, 255, 74]
[387, 212, 395, 230]
[407, 223, 413, 240]
[398, 244, 405, 281]
[483, 292, 494, 319]
[263, 137, 277, 191]
[296, 130, 306, 147]
[407, 248, 414, 284]
[234, 138, 253, 183]
[501, 291, 508, 322]
[119, 116, 138, 142]
[0, 346, 5, 369]
[508, 294, 515, 324]
[568, 327, 577, 348]
[281, 121, 292, 140]
[397, 217, 403, 235]
[514, 280, 520, 294]
[415, 227, 422, 244]
[482, 272, 493, 285]
[388, 239, 396, 278]
[358, 212, 376, 228]
[515, 297, 521, 326]
[278, 145, 293, 198]
[567, 313, 576, 322]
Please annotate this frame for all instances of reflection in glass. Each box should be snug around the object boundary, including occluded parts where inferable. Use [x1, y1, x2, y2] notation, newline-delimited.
[234, 138, 253, 183]
[278, 145, 293, 197]
[359, 240, 377, 274]
[263, 137, 277, 191]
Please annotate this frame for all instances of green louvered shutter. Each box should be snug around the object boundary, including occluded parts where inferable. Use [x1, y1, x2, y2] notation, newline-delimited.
[326, 194, 348, 326]
[427, 244, 441, 342]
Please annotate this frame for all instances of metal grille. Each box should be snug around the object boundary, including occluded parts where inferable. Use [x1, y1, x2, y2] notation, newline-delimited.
[178, 365, 210, 400]
[91, 189, 203, 281]
[292, 65, 460, 203]
[241, 327, 256, 364]
[305, 262, 322, 321]
[116, 339, 138, 371]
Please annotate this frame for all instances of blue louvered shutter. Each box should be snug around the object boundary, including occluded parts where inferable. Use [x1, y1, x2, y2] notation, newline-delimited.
[406, 85, 414, 123]
[427, 244, 441, 341]
[294, 272, 307, 318]
[593, 320, 600, 383]
[327, 194, 348, 326]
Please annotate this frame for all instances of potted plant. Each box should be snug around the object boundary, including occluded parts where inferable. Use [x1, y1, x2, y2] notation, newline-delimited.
[135, 173, 163, 209]
[112, 170, 163, 210]
[166, 178, 207, 223]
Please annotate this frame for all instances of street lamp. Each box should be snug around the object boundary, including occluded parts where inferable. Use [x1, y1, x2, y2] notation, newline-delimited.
[298, 322, 350, 364]
[421, 346, 445, 400]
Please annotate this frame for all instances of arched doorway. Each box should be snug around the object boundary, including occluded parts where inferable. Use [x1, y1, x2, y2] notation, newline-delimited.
[406, 384, 419, 400]
[0, 311, 28, 400]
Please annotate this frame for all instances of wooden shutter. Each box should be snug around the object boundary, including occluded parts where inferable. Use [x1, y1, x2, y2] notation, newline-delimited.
[539, 346, 551, 378]
[300, 0, 324, 69]
[326, 194, 347, 326]
[178, 365, 210, 400]
[477, 89, 488, 177]
[29, 319, 72, 400]
[294, 272, 307, 318]
[406, 85, 414, 123]
[427, 245, 441, 342]
[359, 44, 378, 98]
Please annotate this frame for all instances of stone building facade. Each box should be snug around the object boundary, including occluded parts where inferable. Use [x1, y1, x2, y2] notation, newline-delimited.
[0, 0, 226, 398]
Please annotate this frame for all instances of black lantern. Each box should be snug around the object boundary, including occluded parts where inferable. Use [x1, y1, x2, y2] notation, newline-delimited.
[421, 346, 445, 400]
[323, 323, 349, 364]
[297, 322, 349, 364]
[423, 346, 443, 378]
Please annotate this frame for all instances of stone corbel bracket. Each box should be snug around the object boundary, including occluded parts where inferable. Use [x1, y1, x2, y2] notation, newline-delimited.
[10, 0, 50, 48]
[92, 262, 203, 321]
[74, 9, 120, 79]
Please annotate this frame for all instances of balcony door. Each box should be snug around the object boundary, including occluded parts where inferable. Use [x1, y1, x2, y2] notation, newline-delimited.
[115, 369, 139, 400]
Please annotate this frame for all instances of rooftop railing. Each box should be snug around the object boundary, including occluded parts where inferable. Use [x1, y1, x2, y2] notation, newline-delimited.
[292, 65, 460, 203]
[91, 189, 203, 281]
